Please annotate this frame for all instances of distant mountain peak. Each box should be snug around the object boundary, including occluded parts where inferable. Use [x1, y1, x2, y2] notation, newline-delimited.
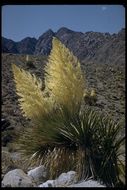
[57, 27, 75, 33]
[56, 27, 82, 38]
[34, 29, 55, 55]
[41, 29, 54, 36]
[20, 37, 37, 42]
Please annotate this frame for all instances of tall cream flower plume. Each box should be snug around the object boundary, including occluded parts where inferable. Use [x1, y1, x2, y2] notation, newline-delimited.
[44, 37, 85, 113]
[12, 64, 52, 120]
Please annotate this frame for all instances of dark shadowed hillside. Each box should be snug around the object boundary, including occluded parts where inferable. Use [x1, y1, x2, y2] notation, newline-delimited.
[2, 37, 37, 55]
[2, 37, 18, 53]
[16, 37, 37, 54]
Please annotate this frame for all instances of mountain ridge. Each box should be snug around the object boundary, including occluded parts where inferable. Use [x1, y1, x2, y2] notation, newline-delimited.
[2, 27, 125, 64]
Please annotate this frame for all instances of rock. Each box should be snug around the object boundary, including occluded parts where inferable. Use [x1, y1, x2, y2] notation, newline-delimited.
[38, 172, 106, 188]
[67, 171, 77, 182]
[57, 171, 77, 187]
[68, 179, 106, 187]
[38, 171, 77, 187]
[2, 169, 35, 187]
[27, 165, 48, 185]
[39, 180, 55, 187]
[56, 171, 77, 187]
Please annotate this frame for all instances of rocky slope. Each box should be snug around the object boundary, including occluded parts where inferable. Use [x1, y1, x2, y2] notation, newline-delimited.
[90, 28, 125, 65]
[16, 37, 37, 54]
[2, 27, 125, 65]
[34, 29, 55, 55]
[2, 37, 18, 54]
[2, 54, 47, 146]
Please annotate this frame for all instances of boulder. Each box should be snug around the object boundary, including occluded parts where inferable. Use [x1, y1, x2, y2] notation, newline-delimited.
[68, 179, 106, 187]
[2, 169, 35, 187]
[38, 171, 77, 187]
[39, 180, 55, 187]
[27, 165, 48, 185]
[56, 171, 77, 187]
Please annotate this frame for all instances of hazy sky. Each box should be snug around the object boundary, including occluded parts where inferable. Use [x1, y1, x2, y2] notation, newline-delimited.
[2, 5, 125, 41]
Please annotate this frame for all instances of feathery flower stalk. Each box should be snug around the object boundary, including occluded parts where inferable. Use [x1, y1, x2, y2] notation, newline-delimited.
[26, 55, 29, 62]
[44, 37, 85, 113]
[12, 64, 53, 121]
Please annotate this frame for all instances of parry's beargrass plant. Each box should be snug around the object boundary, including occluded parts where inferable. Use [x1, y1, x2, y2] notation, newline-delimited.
[12, 37, 125, 187]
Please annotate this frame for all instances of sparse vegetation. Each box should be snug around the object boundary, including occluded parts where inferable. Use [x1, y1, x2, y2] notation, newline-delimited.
[12, 37, 125, 187]
[26, 61, 36, 69]
[83, 89, 97, 105]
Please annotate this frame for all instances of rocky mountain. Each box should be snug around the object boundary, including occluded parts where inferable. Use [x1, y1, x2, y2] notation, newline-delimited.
[90, 28, 125, 65]
[2, 37, 37, 55]
[16, 37, 37, 54]
[2, 27, 125, 64]
[55, 27, 111, 61]
[2, 37, 18, 54]
[34, 29, 55, 55]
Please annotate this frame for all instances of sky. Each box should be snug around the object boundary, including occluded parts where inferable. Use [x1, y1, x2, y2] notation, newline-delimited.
[2, 5, 125, 42]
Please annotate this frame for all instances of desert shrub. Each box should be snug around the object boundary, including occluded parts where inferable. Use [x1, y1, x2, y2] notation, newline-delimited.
[12, 37, 125, 187]
[83, 89, 97, 105]
[25, 55, 36, 69]
[26, 61, 36, 69]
